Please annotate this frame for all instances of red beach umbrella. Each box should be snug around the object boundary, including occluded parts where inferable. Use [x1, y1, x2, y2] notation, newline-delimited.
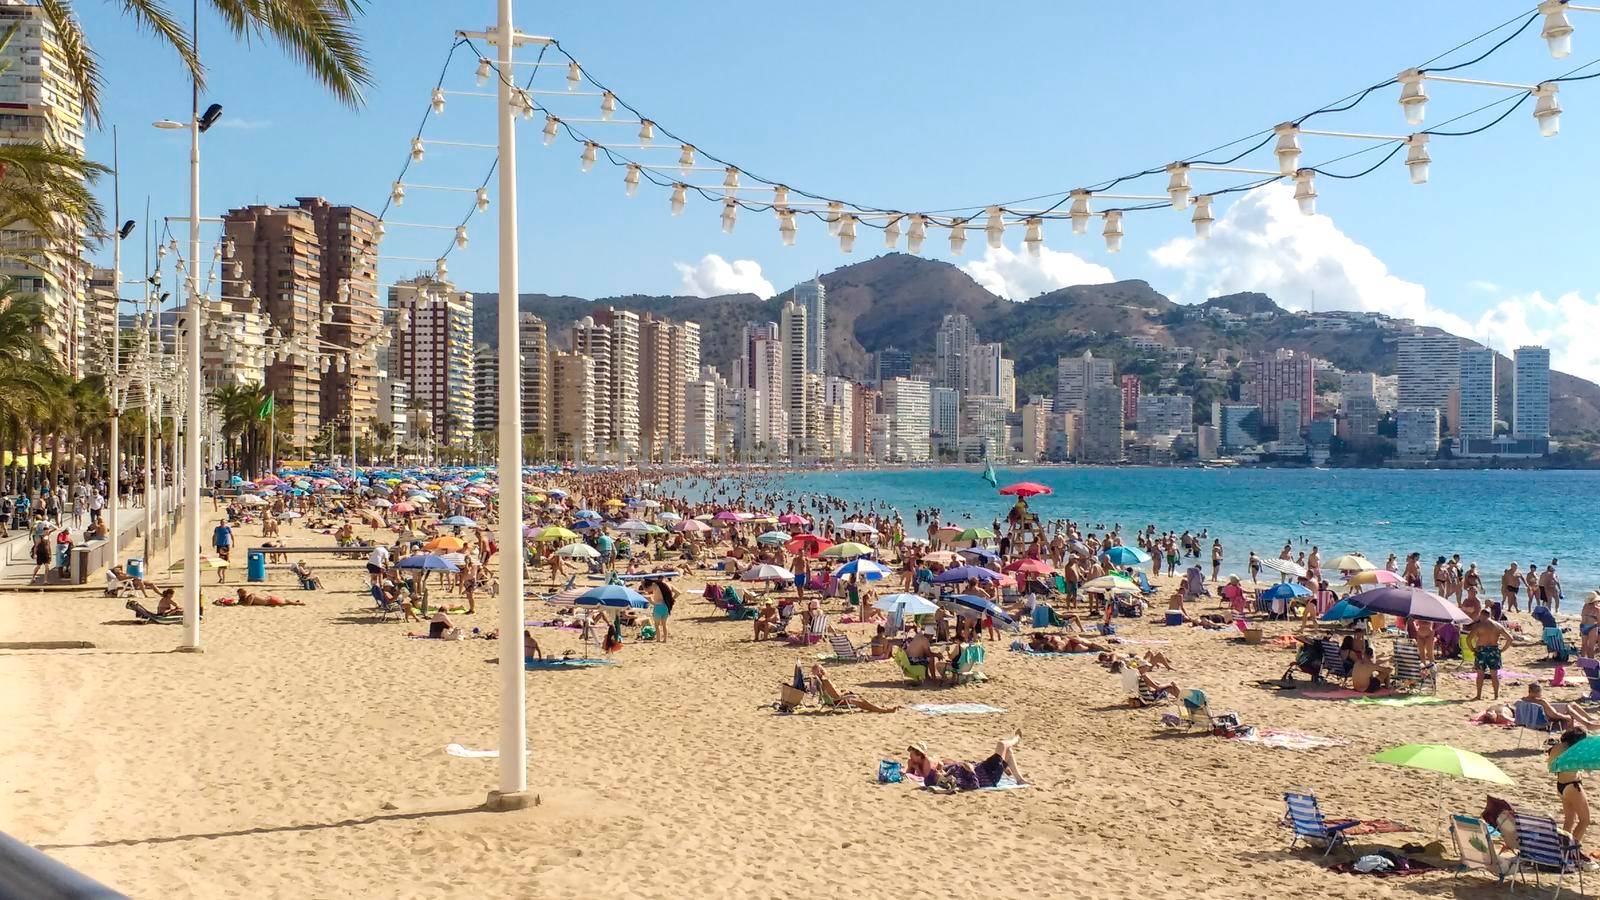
[998, 481, 1053, 497]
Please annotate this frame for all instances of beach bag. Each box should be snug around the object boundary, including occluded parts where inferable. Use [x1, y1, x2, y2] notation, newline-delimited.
[877, 760, 903, 784]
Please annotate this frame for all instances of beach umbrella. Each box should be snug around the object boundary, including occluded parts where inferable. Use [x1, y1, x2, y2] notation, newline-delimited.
[602, 499, 626, 508]
[370, 498, 392, 508]
[439, 551, 468, 569]
[954, 527, 996, 543]
[742, 563, 796, 582]
[839, 521, 878, 535]
[873, 593, 938, 615]
[238, 494, 267, 507]
[784, 534, 833, 557]
[459, 498, 485, 509]
[440, 515, 477, 527]
[1260, 582, 1312, 601]
[673, 519, 712, 534]
[1320, 599, 1371, 621]
[777, 513, 808, 526]
[425, 535, 466, 552]
[932, 565, 1002, 584]
[921, 550, 959, 566]
[615, 520, 657, 534]
[958, 547, 1001, 566]
[533, 526, 579, 543]
[574, 584, 650, 609]
[757, 530, 791, 546]
[1328, 553, 1376, 572]
[398, 553, 461, 573]
[1082, 574, 1139, 593]
[820, 542, 874, 559]
[1104, 546, 1150, 566]
[1258, 557, 1308, 579]
[390, 502, 415, 515]
[1005, 557, 1055, 576]
[998, 481, 1053, 497]
[545, 489, 569, 499]
[1068, 540, 1090, 556]
[555, 542, 599, 559]
[1346, 569, 1404, 587]
[657, 512, 682, 523]
[572, 509, 601, 519]
[833, 559, 892, 581]
[939, 594, 1021, 632]
[1345, 587, 1471, 624]
[1552, 736, 1600, 773]
[713, 511, 743, 523]
[1371, 743, 1514, 834]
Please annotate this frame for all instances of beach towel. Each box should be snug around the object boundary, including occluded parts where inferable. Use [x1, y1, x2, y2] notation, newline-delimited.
[1454, 669, 1541, 683]
[525, 657, 614, 670]
[445, 743, 498, 758]
[1231, 728, 1349, 751]
[1347, 695, 1454, 707]
[1328, 855, 1440, 877]
[910, 703, 1007, 716]
[905, 773, 1026, 791]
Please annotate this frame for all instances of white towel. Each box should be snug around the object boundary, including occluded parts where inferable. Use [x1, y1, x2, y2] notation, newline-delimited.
[445, 743, 498, 758]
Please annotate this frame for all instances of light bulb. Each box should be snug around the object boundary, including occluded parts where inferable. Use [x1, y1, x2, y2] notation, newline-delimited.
[231, 262, 242, 279]
[638, 119, 654, 143]
[678, 144, 695, 173]
[907, 214, 926, 255]
[949, 219, 968, 255]
[430, 87, 445, 115]
[772, 185, 789, 217]
[670, 183, 686, 216]
[1398, 68, 1427, 127]
[566, 61, 582, 90]
[391, 181, 405, 206]
[778, 210, 797, 247]
[1404, 134, 1430, 185]
[984, 206, 1004, 249]
[580, 141, 597, 173]
[169, 237, 179, 252]
[542, 115, 559, 146]
[722, 167, 740, 196]
[455, 225, 468, 249]
[1534, 82, 1561, 137]
[837, 214, 857, 253]
[475, 58, 490, 87]
[1023, 217, 1043, 257]
[1069, 190, 1092, 235]
[435, 257, 447, 279]
[1293, 169, 1317, 215]
[600, 90, 617, 120]
[1166, 163, 1191, 209]
[410, 137, 424, 162]
[884, 216, 901, 249]
[476, 187, 490, 212]
[1273, 123, 1301, 176]
[826, 201, 844, 236]
[157, 244, 167, 259]
[1541, 0, 1575, 58]
[1102, 211, 1123, 253]
[175, 257, 186, 273]
[624, 164, 640, 198]
[516, 89, 533, 120]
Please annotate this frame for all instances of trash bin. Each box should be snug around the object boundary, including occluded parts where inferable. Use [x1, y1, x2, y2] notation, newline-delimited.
[127, 557, 144, 580]
[247, 550, 266, 583]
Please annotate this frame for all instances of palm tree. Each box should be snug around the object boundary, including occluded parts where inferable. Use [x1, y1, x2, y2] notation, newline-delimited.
[43, 0, 373, 124]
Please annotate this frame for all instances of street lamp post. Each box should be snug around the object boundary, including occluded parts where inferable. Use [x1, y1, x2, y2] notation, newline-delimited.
[106, 128, 136, 565]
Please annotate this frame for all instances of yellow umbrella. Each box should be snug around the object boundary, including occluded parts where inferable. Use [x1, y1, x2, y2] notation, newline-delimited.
[819, 542, 874, 559]
[533, 526, 578, 542]
[602, 499, 625, 507]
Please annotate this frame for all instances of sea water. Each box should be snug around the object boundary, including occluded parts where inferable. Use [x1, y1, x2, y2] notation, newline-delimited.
[762, 467, 1600, 595]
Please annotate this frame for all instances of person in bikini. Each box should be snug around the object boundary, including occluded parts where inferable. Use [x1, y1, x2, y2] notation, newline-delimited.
[1549, 728, 1592, 852]
[809, 663, 898, 713]
[905, 732, 1025, 792]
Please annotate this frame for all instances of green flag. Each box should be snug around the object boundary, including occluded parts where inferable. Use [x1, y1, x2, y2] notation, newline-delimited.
[257, 394, 275, 420]
[982, 460, 997, 487]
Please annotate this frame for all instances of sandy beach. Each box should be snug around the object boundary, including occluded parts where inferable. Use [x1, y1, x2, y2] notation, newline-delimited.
[0, 510, 1581, 899]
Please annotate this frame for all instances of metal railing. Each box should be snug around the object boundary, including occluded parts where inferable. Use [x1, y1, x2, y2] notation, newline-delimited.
[0, 830, 125, 899]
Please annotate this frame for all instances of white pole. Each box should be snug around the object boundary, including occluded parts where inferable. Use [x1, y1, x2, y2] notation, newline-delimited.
[180, 57, 203, 652]
[108, 128, 121, 563]
[491, 0, 529, 810]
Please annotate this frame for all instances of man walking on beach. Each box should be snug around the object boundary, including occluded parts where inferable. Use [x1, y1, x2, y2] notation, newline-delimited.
[1467, 609, 1513, 701]
[1541, 561, 1562, 612]
[1502, 563, 1521, 614]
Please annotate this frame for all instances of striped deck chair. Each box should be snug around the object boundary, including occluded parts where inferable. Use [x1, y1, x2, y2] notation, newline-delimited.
[1282, 792, 1357, 856]
[1449, 814, 1520, 888]
[1511, 810, 1584, 898]
[1513, 700, 1562, 747]
[1391, 639, 1435, 694]
[1319, 639, 1350, 684]
[825, 632, 869, 662]
[1545, 626, 1578, 663]
[368, 584, 401, 621]
[788, 613, 827, 646]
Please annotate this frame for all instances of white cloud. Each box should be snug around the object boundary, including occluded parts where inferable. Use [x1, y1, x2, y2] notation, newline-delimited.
[216, 117, 272, 130]
[960, 245, 1116, 301]
[1148, 183, 1470, 335]
[672, 254, 775, 299]
[1468, 291, 1600, 384]
[1467, 279, 1501, 294]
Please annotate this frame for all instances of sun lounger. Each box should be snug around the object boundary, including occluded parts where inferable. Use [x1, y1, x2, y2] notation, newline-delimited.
[825, 632, 870, 662]
[1390, 639, 1436, 694]
[1511, 810, 1585, 898]
[892, 647, 928, 683]
[1579, 658, 1600, 702]
[1319, 638, 1350, 684]
[788, 614, 827, 646]
[1513, 699, 1563, 747]
[1118, 666, 1172, 706]
[1135, 570, 1159, 596]
[1449, 813, 1520, 888]
[125, 599, 181, 625]
[1283, 792, 1358, 856]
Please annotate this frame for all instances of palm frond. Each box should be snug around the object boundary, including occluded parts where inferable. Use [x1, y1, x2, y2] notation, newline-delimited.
[109, 0, 200, 88]
[208, 0, 370, 107]
[39, 0, 107, 128]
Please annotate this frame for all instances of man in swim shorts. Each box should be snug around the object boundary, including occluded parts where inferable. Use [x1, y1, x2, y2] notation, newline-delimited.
[1467, 608, 1512, 701]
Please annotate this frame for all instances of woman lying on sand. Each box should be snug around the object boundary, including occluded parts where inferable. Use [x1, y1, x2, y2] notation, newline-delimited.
[906, 732, 1026, 792]
[214, 588, 305, 607]
[1028, 632, 1111, 654]
[808, 663, 897, 713]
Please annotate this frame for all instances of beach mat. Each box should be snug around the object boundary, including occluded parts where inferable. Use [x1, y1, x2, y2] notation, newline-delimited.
[1454, 670, 1541, 683]
[911, 703, 1007, 716]
[1348, 695, 1454, 707]
[525, 657, 614, 670]
[906, 774, 1026, 791]
[1231, 728, 1349, 751]
[445, 743, 497, 758]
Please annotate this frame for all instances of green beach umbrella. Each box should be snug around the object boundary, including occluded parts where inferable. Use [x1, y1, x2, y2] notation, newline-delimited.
[1082, 574, 1139, 593]
[1371, 743, 1513, 835]
[820, 541, 875, 559]
[955, 527, 995, 542]
[533, 526, 579, 543]
[1552, 736, 1600, 773]
[757, 530, 792, 546]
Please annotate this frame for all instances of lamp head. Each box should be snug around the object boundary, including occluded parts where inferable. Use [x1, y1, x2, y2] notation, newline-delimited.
[118, 220, 136, 239]
[198, 104, 223, 133]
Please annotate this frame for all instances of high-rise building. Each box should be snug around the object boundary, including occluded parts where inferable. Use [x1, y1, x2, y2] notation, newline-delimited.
[1218, 404, 1263, 452]
[1342, 395, 1380, 446]
[472, 344, 498, 433]
[1457, 348, 1497, 441]
[592, 307, 641, 459]
[82, 267, 117, 377]
[881, 377, 931, 462]
[935, 314, 977, 393]
[549, 350, 595, 459]
[929, 386, 959, 455]
[1135, 394, 1193, 438]
[1513, 346, 1551, 440]
[518, 312, 550, 450]
[739, 330, 786, 459]
[1019, 401, 1051, 462]
[1079, 384, 1125, 463]
[967, 343, 1016, 411]
[638, 316, 673, 461]
[962, 394, 1010, 462]
[297, 197, 381, 449]
[792, 278, 826, 377]
[1055, 350, 1113, 413]
[684, 376, 719, 460]
[1243, 349, 1315, 430]
[1340, 371, 1378, 402]
[0, 2, 87, 373]
[874, 346, 912, 387]
[389, 275, 475, 449]
[1397, 333, 1461, 417]
[1277, 399, 1306, 450]
[570, 315, 613, 449]
[375, 307, 408, 447]
[668, 319, 700, 455]
[1120, 375, 1141, 425]
[181, 299, 268, 391]
[780, 300, 809, 457]
[822, 377, 854, 461]
[1396, 407, 1441, 458]
[851, 385, 878, 461]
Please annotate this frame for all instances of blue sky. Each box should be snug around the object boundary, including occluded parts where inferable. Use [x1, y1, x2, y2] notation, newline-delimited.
[80, 1, 1600, 377]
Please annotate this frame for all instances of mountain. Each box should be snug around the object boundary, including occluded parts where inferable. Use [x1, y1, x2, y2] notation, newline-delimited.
[470, 253, 1600, 435]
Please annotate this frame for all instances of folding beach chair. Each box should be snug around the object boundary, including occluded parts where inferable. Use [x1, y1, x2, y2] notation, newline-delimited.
[1319, 639, 1350, 684]
[1390, 639, 1436, 694]
[1449, 813, 1521, 889]
[1513, 700, 1562, 748]
[1579, 657, 1600, 702]
[892, 647, 928, 683]
[1135, 570, 1159, 596]
[1512, 810, 1585, 898]
[1282, 792, 1358, 857]
[788, 614, 827, 646]
[1181, 689, 1215, 731]
[369, 584, 402, 622]
[825, 632, 869, 662]
[950, 643, 987, 684]
[1545, 627, 1578, 663]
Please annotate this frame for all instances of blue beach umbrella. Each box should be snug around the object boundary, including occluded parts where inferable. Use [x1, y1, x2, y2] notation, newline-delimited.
[1320, 599, 1371, 621]
[1105, 546, 1151, 566]
[932, 565, 1002, 584]
[872, 593, 939, 615]
[833, 559, 893, 581]
[1260, 582, 1312, 601]
[572, 509, 601, 519]
[398, 553, 460, 573]
[573, 584, 650, 609]
[957, 547, 1001, 566]
[939, 594, 1020, 632]
[440, 515, 477, 527]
